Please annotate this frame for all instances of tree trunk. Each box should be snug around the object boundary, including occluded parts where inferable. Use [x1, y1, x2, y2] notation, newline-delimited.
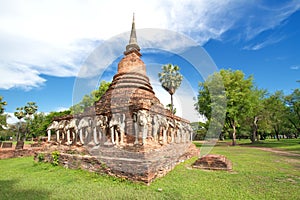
[275, 132, 280, 141]
[232, 124, 237, 146]
[219, 132, 224, 140]
[259, 132, 265, 140]
[251, 116, 258, 143]
[275, 128, 280, 141]
[288, 118, 300, 138]
[17, 121, 20, 141]
[170, 94, 174, 115]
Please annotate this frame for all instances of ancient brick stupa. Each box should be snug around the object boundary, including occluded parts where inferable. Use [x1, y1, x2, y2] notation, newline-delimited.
[43, 15, 199, 184]
[94, 15, 166, 144]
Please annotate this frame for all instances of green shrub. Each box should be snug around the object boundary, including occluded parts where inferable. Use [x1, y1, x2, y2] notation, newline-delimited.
[37, 153, 45, 162]
[101, 163, 107, 169]
[51, 151, 60, 166]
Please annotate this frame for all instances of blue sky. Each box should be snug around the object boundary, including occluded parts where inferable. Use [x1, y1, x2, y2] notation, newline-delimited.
[0, 0, 299, 123]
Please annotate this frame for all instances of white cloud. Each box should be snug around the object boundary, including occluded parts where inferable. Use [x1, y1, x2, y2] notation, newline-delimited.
[0, 31, 97, 89]
[290, 66, 299, 70]
[242, 2, 300, 41]
[243, 35, 286, 50]
[162, 0, 240, 43]
[5, 112, 22, 124]
[54, 107, 70, 112]
[0, 61, 46, 90]
[0, 0, 299, 90]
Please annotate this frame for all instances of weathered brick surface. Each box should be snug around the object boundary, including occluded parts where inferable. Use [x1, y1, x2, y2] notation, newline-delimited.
[35, 143, 199, 184]
[118, 52, 146, 75]
[99, 143, 199, 183]
[1, 142, 12, 148]
[35, 152, 108, 173]
[94, 71, 165, 117]
[192, 154, 232, 171]
[0, 148, 42, 159]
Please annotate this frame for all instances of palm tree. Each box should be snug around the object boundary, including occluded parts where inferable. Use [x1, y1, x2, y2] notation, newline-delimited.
[24, 102, 38, 140]
[24, 102, 38, 116]
[14, 107, 25, 141]
[158, 64, 183, 115]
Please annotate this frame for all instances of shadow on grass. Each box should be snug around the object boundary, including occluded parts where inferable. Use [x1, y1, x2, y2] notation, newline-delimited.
[0, 179, 50, 200]
[239, 139, 300, 150]
[194, 139, 300, 155]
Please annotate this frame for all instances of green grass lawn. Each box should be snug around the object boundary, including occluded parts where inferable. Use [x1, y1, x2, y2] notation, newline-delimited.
[240, 138, 300, 153]
[0, 141, 299, 200]
[213, 138, 300, 154]
[1, 140, 34, 145]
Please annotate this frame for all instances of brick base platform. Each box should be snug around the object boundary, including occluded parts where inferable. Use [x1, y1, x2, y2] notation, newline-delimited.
[0, 147, 42, 159]
[35, 142, 199, 184]
[192, 154, 232, 171]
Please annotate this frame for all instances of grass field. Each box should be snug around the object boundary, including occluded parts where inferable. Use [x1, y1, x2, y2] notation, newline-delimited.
[239, 138, 300, 153]
[0, 139, 299, 200]
[1, 140, 34, 145]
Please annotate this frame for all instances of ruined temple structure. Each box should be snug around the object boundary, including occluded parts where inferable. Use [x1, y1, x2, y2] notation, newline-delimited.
[43, 15, 199, 184]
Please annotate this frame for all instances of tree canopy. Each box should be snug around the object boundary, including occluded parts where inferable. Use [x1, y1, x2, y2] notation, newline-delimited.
[13, 102, 38, 140]
[195, 69, 300, 144]
[285, 89, 300, 136]
[0, 96, 7, 131]
[195, 72, 226, 141]
[0, 96, 7, 115]
[14, 107, 25, 120]
[1, 80, 110, 140]
[196, 69, 254, 145]
[264, 92, 288, 140]
[70, 81, 110, 114]
[24, 102, 38, 116]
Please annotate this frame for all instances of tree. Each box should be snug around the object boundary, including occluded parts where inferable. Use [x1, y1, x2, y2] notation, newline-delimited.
[264, 91, 288, 140]
[0, 114, 8, 131]
[70, 81, 111, 114]
[24, 102, 38, 117]
[285, 88, 300, 138]
[13, 108, 71, 140]
[14, 102, 38, 140]
[166, 104, 176, 114]
[0, 96, 7, 132]
[195, 72, 226, 141]
[222, 70, 254, 145]
[255, 97, 272, 140]
[196, 69, 254, 146]
[24, 102, 38, 140]
[158, 64, 183, 115]
[191, 121, 208, 140]
[91, 81, 111, 102]
[27, 112, 48, 138]
[245, 88, 267, 143]
[14, 107, 25, 140]
[0, 96, 7, 114]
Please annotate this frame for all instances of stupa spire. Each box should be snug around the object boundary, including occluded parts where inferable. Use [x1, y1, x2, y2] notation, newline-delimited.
[124, 13, 141, 55]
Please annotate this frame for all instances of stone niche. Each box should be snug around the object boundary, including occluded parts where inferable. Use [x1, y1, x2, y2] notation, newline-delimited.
[41, 17, 200, 184]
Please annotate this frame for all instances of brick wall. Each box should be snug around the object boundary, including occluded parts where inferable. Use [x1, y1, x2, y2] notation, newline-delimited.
[35, 142, 199, 184]
[0, 148, 42, 159]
